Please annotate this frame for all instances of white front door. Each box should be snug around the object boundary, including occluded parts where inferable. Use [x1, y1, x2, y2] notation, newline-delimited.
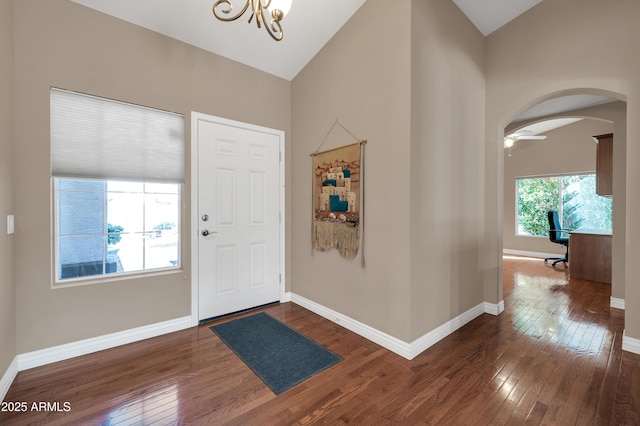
[193, 113, 282, 321]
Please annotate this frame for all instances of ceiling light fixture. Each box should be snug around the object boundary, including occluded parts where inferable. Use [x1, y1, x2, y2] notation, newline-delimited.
[503, 131, 547, 148]
[212, 0, 292, 41]
[504, 136, 516, 148]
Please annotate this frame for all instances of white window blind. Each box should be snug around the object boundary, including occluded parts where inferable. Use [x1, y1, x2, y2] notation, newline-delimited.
[51, 88, 184, 183]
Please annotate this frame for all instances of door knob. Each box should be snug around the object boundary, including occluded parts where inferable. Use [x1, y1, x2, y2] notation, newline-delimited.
[202, 229, 217, 236]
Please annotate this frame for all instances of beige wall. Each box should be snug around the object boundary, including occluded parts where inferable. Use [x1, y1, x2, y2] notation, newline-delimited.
[291, 0, 485, 342]
[0, 0, 16, 374]
[485, 0, 639, 338]
[503, 118, 613, 255]
[409, 0, 486, 339]
[13, 0, 291, 353]
[292, 0, 413, 341]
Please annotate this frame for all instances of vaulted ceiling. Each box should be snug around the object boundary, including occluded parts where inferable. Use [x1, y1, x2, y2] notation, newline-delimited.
[71, 0, 544, 81]
[70, 0, 615, 126]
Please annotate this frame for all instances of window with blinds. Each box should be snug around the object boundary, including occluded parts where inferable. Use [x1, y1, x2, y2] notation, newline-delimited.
[50, 88, 184, 285]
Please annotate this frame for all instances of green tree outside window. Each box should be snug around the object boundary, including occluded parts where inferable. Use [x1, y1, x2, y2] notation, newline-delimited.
[517, 174, 611, 237]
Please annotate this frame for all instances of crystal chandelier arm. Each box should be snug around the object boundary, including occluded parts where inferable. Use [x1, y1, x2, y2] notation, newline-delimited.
[212, 0, 251, 22]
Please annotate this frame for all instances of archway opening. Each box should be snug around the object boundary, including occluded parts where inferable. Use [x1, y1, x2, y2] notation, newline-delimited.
[498, 90, 627, 314]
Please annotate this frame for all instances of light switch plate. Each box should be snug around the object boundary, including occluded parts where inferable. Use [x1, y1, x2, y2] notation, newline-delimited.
[7, 215, 14, 234]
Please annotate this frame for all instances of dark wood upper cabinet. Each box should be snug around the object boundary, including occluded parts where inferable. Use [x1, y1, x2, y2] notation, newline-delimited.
[593, 133, 613, 197]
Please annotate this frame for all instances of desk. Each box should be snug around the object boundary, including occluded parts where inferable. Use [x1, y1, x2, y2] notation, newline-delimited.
[569, 229, 612, 284]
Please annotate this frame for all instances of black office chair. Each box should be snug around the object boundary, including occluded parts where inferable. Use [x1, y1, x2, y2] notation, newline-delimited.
[544, 210, 569, 267]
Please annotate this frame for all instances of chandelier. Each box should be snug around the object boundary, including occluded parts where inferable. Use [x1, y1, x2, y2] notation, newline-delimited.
[212, 0, 293, 41]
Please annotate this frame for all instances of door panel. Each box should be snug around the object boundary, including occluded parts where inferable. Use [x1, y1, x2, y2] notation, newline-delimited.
[196, 117, 281, 320]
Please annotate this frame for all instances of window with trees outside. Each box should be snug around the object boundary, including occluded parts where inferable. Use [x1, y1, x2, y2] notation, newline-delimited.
[516, 173, 612, 237]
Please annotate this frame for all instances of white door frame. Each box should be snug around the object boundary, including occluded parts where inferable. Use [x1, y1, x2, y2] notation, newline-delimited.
[190, 112, 286, 325]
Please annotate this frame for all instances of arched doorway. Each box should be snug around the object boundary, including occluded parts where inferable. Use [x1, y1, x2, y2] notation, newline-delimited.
[496, 89, 627, 311]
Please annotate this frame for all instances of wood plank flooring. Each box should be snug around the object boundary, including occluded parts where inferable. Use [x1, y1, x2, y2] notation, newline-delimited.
[2, 255, 640, 425]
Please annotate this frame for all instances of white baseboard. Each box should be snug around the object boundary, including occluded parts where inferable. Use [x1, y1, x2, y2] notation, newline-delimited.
[503, 249, 560, 259]
[622, 329, 640, 355]
[17, 316, 192, 372]
[484, 300, 505, 316]
[290, 293, 487, 360]
[610, 297, 625, 310]
[289, 293, 412, 359]
[0, 356, 18, 402]
[409, 303, 486, 360]
[280, 292, 292, 303]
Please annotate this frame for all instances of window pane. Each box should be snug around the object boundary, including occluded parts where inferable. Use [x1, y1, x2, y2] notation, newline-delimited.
[55, 177, 180, 283]
[562, 175, 612, 230]
[146, 231, 179, 269]
[115, 233, 144, 273]
[145, 187, 179, 269]
[517, 177, 560, 236]
[145, 193, 179, 233]
[516, 173, 612, 237]
[107, 191, 144, 234]
[59, 235, 105, 279]
[58, 190, 104, 235]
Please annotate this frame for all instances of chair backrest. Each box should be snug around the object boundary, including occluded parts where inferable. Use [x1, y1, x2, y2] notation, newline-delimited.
[547, 210, 563, 242]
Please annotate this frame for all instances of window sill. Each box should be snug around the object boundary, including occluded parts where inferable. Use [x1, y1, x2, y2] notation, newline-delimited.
[52, 267, 184, 289]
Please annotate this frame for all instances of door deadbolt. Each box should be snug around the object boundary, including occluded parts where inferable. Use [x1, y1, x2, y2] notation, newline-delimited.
[201, 214, 209, 222]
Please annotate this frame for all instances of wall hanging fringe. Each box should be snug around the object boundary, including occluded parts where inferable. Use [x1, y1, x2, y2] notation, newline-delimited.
[310, 119, 367, 267]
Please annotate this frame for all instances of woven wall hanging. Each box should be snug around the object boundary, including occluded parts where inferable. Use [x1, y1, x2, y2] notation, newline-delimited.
[311, 120, 367, 266]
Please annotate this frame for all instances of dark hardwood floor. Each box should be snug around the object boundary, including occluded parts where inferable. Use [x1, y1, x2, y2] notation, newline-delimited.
[2, 256, 639, 425]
